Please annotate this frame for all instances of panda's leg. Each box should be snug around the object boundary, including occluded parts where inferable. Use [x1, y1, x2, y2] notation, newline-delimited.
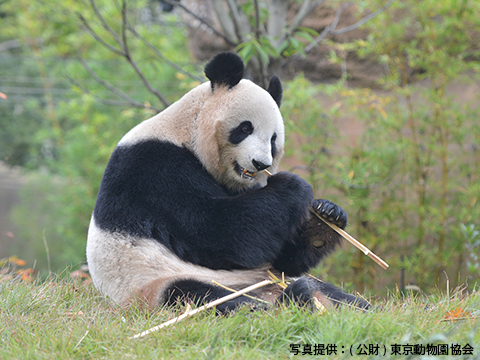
[278, 276, 371, 311]
[163, 279, 261, 314]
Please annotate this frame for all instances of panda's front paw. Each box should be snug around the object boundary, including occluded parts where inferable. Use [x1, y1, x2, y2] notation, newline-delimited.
[312, 199, 347, 229]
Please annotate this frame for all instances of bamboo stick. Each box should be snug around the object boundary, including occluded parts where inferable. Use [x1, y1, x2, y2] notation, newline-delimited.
[264, 169, 389, 270]
[267, 270, 288, 289]
[129, 279, 272, 339]
[310, 209, 389, 270]
[212, 280, 270, 304]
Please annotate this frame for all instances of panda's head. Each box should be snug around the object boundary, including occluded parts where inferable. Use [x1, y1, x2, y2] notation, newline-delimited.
[193, 52, 285, 192]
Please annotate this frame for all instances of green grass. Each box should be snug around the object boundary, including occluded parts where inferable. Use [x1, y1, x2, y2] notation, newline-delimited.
[1, 275, 479, 360]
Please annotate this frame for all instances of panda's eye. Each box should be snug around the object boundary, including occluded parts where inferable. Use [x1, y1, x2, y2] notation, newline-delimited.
[229, 121, 254, 144]
[242, 123, 252, 133]
[271, 133, 277, 158]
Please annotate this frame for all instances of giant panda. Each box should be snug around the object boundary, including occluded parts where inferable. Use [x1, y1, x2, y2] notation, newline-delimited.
[86, 52, 370, 312]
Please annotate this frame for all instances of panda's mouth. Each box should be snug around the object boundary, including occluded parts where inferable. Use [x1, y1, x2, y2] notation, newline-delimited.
[234, 161, 257, 180]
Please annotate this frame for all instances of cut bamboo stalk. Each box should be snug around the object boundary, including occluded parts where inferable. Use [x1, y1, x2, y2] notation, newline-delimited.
[267, 270, 288, 289]
[129, 279, 272, 339]
[212, 280, 270, 304]
[264, 169, 388, 270]
[311, 210, 389, 270]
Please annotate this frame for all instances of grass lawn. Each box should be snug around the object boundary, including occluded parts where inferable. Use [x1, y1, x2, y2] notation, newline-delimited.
[1, 273, 479, 359]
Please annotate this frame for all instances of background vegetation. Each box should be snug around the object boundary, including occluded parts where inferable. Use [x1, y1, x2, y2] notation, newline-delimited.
[1, 0, 480, 299]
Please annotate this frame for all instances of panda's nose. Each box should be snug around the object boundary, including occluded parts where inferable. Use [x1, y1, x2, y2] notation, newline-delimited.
[252, 159, 270, 171]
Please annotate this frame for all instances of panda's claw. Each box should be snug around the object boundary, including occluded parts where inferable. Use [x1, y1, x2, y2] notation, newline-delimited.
[312, 199, 348, 229]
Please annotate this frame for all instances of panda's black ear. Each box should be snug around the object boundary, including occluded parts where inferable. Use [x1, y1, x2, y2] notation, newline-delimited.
[204, 52, 244, 90]
[267, 76, 283, 108]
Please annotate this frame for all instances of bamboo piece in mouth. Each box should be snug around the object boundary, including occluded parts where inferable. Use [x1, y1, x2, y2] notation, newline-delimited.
[264, 169, 388, 270]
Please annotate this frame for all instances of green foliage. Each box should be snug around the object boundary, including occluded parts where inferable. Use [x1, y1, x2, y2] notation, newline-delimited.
[236, 35, 280, 67]
[353, 0, 480, 290]
[462, 224, 480, 278]
[236, 26, 319, 68]
[281, 0, 480, 292]
[2, 0, 196, 272]
[279, 27, 319, 58]
[10, 96, 143, 271]
[0, 97, 51, 168]
[9, 173, 67, 271]
[281, 75, 340, 194]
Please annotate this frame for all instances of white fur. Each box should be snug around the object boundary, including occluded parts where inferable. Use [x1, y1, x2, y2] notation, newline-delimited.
[118, 79, 284, 191]
[87, 217, 277, 306]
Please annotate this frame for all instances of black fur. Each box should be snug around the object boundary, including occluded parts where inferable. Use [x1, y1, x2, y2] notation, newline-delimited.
[166, 276, 370, 314]
[270, 199, 346, 276]
[313, 278, 370, 309]
[279, 277, 316, 308]
[271, 133, 277, 158]
[267, 76, 283, 108]
[204, 52, 244, 90]
[164, 279, 256, 313]
[228, 121, 254, 145]
[279, 277, 370, 310]
[272, 214, 343, 276]
[94, 140, 316, 272]
[94, 139, 370, 311]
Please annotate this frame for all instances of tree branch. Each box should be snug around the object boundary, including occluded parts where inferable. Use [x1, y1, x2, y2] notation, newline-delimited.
[283, 0, 395, 68]
[77, 13, 125, 56]
[121, 0, 128, 53]
[304, 2, 353, 53]
[287, 0, 325, 36]
[119, 0, 169, 107]
[66, 75, 159, 111]
[225, 0, 248, 42]
[126, 24, 203, 82]
[267, 0, 289, 48]
[211, 0, 238, 43]
[281, 2, 349, 69]
[329, 0, 396, 36]
[77, 0, 172, 108]
[88, 0, 124, 51]
[252, 0, 268, 87]
[163, 0, 237, 46]
[75, 55, 153, 109]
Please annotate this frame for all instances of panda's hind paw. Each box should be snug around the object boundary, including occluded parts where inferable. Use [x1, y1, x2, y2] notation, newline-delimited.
[312, 199, 347, 229]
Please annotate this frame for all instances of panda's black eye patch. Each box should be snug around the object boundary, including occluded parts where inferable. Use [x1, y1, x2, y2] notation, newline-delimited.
[271, 133, 277, 158]
[229, 121, 254, 144]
